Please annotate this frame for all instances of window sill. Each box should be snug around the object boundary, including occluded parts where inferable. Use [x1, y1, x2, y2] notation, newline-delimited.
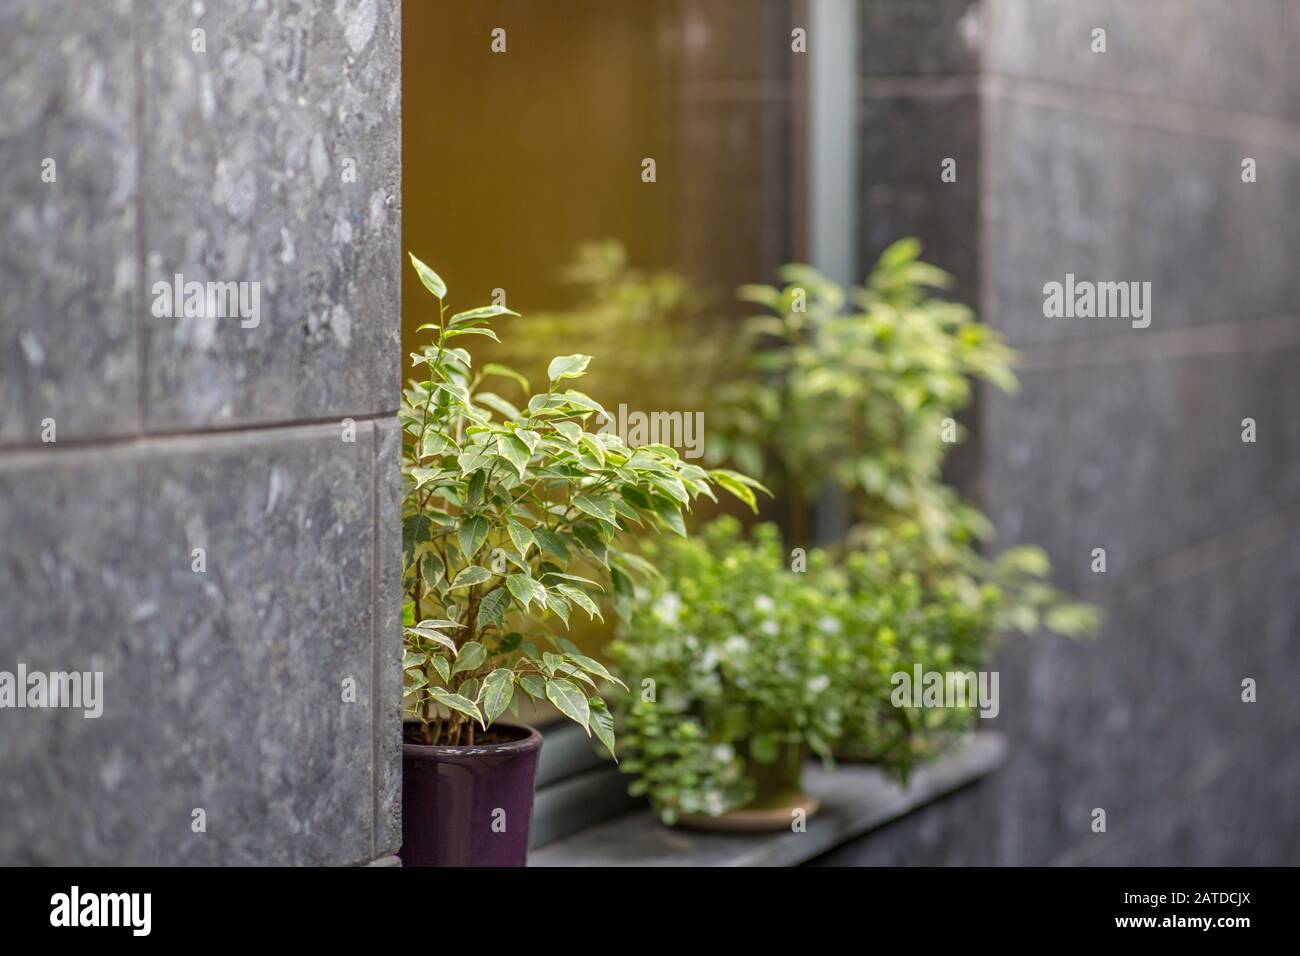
[529, 731, 1006, 867]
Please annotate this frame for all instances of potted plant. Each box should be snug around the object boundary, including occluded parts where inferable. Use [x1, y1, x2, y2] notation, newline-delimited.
[833, 521, 1093, 775]
[609, 518, 844, 831]
[710, 241, 1098, 767]
[398, 253, 759, 866]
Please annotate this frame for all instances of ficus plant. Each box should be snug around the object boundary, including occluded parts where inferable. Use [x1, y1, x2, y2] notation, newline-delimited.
[711, 237, 1018, 552]
[835, 518, 1095, 778]
[484, 239, 729, 414]
[711, 238, 1097, 649]
[399, 253, 763, 751]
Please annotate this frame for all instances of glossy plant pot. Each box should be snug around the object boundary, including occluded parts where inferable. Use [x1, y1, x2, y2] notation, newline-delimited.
[400, 722, 542, 867]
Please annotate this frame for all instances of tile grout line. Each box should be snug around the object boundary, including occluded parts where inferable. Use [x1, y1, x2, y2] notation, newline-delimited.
[0, 410, 400, 463]
[857, 74, 982, 99]
[1076, 501, 1300, 609]
[983, 72, 1300, 151]
[369, 420, 381, 861]
[1010, 314, 1300, 370]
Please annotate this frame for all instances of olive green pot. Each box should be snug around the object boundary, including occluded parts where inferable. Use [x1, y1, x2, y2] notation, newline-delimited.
[677, 740, 819, 833]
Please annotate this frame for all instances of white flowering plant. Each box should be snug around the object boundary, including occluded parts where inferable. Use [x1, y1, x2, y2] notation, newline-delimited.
[608, 517, 847, 823]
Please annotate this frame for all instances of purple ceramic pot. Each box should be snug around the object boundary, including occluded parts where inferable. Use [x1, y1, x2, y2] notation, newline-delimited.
[400, 722, 542, 867]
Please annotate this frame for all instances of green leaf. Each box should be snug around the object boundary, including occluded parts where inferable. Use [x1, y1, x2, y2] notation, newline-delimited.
[573, 494, 617, 525]
[451, 641, 487, 676]
[541, 571, 604, 590]
[708, 468, 771, 495]
[879, 236, 921, 269]
[553, 421, 584, 444]
[506, 519, 536, 557]
[465, 469, 487, 508]
[402, 515, 433, 552]
[736, 283, 782, 308]
[558, 390, 608, 418]
[475, 392, 522, 420]
[506, 573, 547, 609]
[711, 472, 757, 512]
[450, 304, 519, 326]
[458, 515, 489, 561]
[415, 618, 465, 631]
[480, 668, 515, 725]
[555, 584, 602, 622]
[409, 467, 446, 490]
[443, 347, 472, 368]
[563, 666, 596, 689]
[568, 653, 627, 690]
[497, 433, 532, 480]
[997, 545, 1051, 578]
[547, 354, 592, 382]
[519, 673, 546, 701]
[579, 433, 606, 466]
[408, 252, 447, 299]
[445, 326, 501, 343]
[405, 626, 457, 653]
[647, 472, 689, 505]
[435, 381, 471, 403]
[515, 428, 542, 454]
[545, 593, 571, 626]
[650, 494, 686, 536]
[431, 655, 451, 683]
[475, 587, 512, 631]
[402, 650, 428, 671]
[419, 550, 445, 587]
[458, 442, 495, 476]
[546, 678, 591, 733]
[450, 565, 492, 589]
[533, 528, 571, 560]
[429, 686, 483, 727]
[420, 430, 456, 458]
[588, 697, 616, 760]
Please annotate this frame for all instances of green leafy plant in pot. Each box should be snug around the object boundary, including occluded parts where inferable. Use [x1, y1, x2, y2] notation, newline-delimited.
[835, 521, 1094, 778]
[398, 253, 758, 865]
[609, 517, 844, 831]
[711, 240, 1099, 770]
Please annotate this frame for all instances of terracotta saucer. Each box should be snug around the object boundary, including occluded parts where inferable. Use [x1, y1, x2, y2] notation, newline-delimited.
[677, 795, 821, 833]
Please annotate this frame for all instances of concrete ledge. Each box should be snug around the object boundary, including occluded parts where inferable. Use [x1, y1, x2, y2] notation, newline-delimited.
[531, 764, 641, 849]
[530, 732, 1007, 867]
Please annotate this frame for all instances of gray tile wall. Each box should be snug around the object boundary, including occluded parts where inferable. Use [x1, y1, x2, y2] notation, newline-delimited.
[855, 0, 986, 511]
[826, 0, 1300, 865]
[0, 0, 401, 865]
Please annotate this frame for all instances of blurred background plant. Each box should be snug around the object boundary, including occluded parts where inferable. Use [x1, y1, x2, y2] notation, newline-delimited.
[710, 238, 1017, 551]
[609, 517, 845, 824]
[607, 240, 1097, 813]
[495, 240, 733, 416]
